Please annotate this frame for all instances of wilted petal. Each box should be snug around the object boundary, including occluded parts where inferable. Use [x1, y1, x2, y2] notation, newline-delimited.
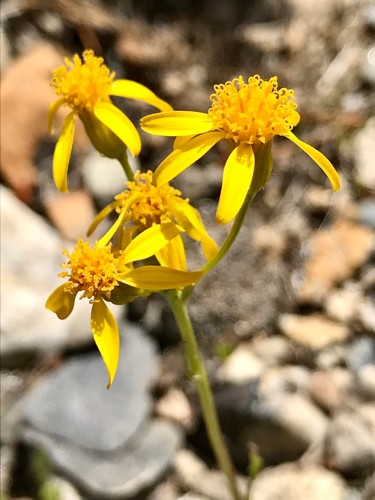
[156, 235, 187, 271]
[154, 131, 225, 186]
[216, 144, 255, 224]
[284, 131, 340, 191]
[46, 283, 77, 319]
[53, 112, 76, 193]
[121, 222, 183, 264]
[120, 266, 203, 290]
[141, 111, 214, 136]
[91, 299, 120, 389]
[110, 80, 173, 112]
[48, 97, 64, 135]
[94, 102, 141, 157]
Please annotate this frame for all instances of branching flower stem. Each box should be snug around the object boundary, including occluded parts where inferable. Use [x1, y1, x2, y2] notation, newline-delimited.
[203, 190, 255, 274]
[166, 289, 243, 500]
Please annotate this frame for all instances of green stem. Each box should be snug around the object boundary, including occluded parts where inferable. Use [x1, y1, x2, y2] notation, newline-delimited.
[202, 191, 255, 274]
[118, 150, 134, 181]
[167, 290, 242, 500]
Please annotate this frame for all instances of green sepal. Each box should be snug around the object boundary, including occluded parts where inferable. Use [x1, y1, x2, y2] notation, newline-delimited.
[250, 141, 273, 195]
[107, 282, 150, 305]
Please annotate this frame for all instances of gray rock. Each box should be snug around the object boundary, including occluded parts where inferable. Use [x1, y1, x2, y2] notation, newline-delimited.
[347, 336, 375, 374]
[358, 200, 375, 230]
[22, 322, 157, 451]
[215, 378, 327, 466]
[23, 418, 182, 499]
[324, 411, 375, 478]
[0, 186, 91, 367]
[174, 449, 247, 500]
[249, 463, 346, 500]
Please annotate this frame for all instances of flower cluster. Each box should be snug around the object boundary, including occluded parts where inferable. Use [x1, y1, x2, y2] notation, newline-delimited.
[47, 50, 340, 387]
[141, 74, 340, 224]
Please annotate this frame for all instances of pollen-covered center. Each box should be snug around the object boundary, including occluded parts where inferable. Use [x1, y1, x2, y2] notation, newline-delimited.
[51, 50, 114, 112]
[208, 75, 300, 146]
[115, 170, 184, 229]
[60, 239, 120, 301]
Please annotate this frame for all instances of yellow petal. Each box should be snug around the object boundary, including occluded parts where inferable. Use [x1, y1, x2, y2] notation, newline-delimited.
[174, 135, 196, 149]
[173, 202, 218, 260]
[110, 80, 173, 112]
[98, 209, 128, 247]
[91, 299, 120, 389]
[46, 283, 78, 319]
[53, 112, 76, 193]
[284, 131, 340, 191]
[141, 111, 214, 136]
[48, 97, 64, 135]
[156, 235, 187, 271]
[120, 266, 203, 290]
[154, 131, 225, 186]
[121, 222, 183, 264]
[87, 201, 118, 237]
[94, 102, 141, 157]
[216, 144, 255, 225]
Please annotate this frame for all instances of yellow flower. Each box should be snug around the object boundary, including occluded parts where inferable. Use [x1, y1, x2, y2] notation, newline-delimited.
[88, 170, 218, 270]
[49, 49, 172, 192]
[141, 75, 340, 224]
[46, 229, 203, 388]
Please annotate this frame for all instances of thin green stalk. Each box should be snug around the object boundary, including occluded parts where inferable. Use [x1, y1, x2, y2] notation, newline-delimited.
[202, 191, 255, 274]
[118, 150, 134, 181]
[167, 290, 242, 500]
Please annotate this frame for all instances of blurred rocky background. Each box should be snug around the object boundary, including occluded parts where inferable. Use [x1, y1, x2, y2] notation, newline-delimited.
[1, 0, 374, 499]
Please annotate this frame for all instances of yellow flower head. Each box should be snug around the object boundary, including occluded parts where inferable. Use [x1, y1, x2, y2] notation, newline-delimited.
[46, 233, 203, 388]
[88, 170, 218, 271]
[208, 76, 300, 147]
[59, 239, 120, 301]
[51, 50, 114, 113]
[49, 49, 173, 193]
[118, 170, 183, 229]
[141, 75, 340, 225]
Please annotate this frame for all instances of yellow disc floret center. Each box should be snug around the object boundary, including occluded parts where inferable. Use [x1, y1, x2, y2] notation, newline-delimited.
[51, 50, 114, 112]
[115, 171, 184, 229]
[60, 239, 120, 301]
[208, 75, 300, 146]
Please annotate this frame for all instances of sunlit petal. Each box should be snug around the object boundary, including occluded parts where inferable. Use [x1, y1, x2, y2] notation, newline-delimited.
[216, 144, 255, 224]
[120, 266, 203, 290]
[154, 131, 225, 186]
[156, 234, 187, 271]
[94, 102, 141, 157]
[174, 135, 196, 149]
[98, 209, 128, 247]
[110, 80, 173, 112]
[173, 202, 218, 260]
[53, 112, 76, 193]
[141, 111, 214, 136]
[48, 97, 64, 135]
[91, 300, 120, 389]
[87, 201, 118, 237]
[46, 283, 78, 319]
[121, 222, 183, 264]
[284, 131, 340, 191]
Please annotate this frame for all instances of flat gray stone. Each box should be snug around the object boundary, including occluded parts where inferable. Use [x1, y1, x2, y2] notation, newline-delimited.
[0, 186, 93, 366]
[23, 419, 182, 499]
[22, 322, 157, 451]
